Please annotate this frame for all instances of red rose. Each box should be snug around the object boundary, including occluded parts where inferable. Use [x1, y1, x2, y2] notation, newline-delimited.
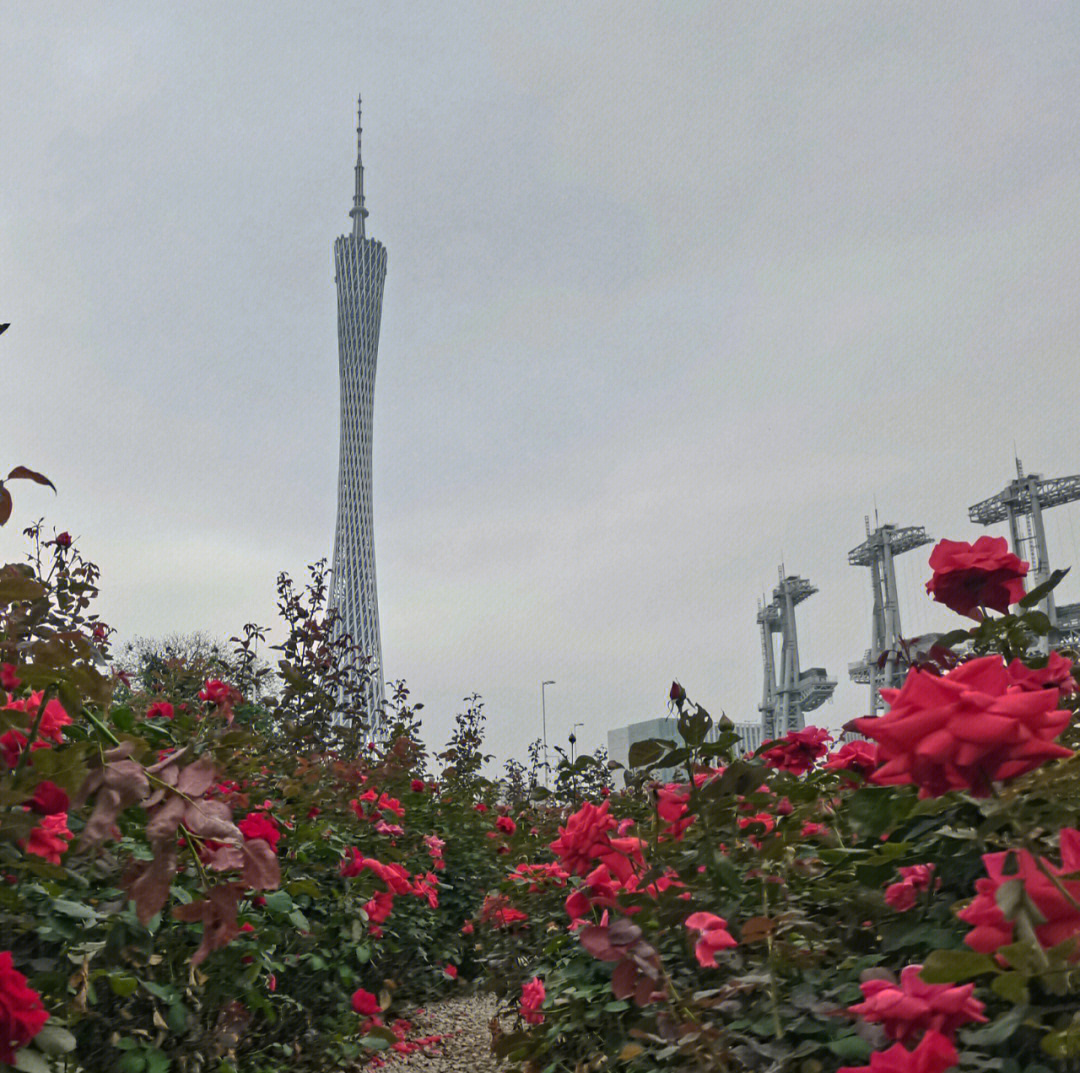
[54, 532, 71, 548]
[199, 679, 232, 705]
[848, 965, 985, 1044]
[0, 951, 50, 1063]
[23, 813, 73, 865]
[0, 664, 20, 691]
[925, 536, 1028, 619]
[850, 655, 1072, 798]
[958, 829, 1080, 957]
[460, 920, 474, 935]
[837, 1029, 957, 1073]
[549, 800, 617, 877]
[824, 740, 878, 779]
[519, 977, 545, 1025]
[495, 816, 517, 835]
[238, 812, 281, 852]
[351, 988, 381, 1016]
[443, 964, 457, 979]
[759, 726, 832, 775]
[410, 779, 425, 793]
[27, 781, 69, 815]
[0, 730, 48, 769]
[884, 864, 937, 913]
[669, 681, 686, 705]
[1007, 651, 1078, 695]
[684, 911, 737, 967]
[146, 701, 175, 720]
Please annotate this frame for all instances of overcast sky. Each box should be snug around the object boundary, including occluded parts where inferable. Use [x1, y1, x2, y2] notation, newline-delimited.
[4, 3, 1080, 768]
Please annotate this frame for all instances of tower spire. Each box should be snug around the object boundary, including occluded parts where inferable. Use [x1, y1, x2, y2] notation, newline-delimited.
[349, 95, 369, 238]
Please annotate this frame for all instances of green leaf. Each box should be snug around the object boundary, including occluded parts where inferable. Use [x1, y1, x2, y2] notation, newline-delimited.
[628, 739, 673, 769]
[52, 899, 99, 923]
[144, 1048, 171, 1073]
[109, 974, 139, 997]
[1019, 568, 1069, 608]
[827, 1037, 871, 1061]
[962, 1006, 1026, 1045]
[263, 890, 293, 913]
[991, 971, 1029, 1004]
[33, 1025, 77, 1055]
[919, 949, 997, 983]
[168, 1002, 189, 1034]
[11, 1049, 52, 1073]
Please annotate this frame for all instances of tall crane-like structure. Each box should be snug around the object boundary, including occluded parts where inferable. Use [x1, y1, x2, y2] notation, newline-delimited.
[848, 520, 932, 716]
[758, 569, 836, 740]
[968, 460, 1080, 648]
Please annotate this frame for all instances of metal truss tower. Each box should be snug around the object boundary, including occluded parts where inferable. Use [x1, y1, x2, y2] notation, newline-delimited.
[758, 569, 836, 740]
[848, 520, 932, 716]
[330, 97, 388, 729]
[969, 459, 1080, 649]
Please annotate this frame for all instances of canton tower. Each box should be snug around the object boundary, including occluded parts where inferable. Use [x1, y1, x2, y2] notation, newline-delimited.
[330, 97, 388, 726]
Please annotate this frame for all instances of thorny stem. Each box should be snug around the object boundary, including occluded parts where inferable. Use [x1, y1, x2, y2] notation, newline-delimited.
[179, 823, 211, 889]
[82, 705, 120, 747]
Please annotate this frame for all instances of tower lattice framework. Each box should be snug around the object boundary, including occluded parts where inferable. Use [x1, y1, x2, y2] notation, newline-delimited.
[969, 459, 1080, 650]
[757, 569, 836, 740]
[848, 520, 932, 717]
[331, 97, 388, 729]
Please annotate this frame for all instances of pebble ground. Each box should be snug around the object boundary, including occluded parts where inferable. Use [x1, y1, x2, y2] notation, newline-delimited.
[370, 992, 503, 1071]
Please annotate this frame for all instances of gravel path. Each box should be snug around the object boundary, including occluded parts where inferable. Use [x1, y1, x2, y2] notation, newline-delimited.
[382, 992, 503, 1071]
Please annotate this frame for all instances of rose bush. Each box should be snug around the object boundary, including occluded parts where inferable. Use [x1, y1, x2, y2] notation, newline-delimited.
[5, 482, 1080, 1073]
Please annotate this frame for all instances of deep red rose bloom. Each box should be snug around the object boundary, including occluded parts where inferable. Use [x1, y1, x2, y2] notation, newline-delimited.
[443, 964, 457, 979]
[410, 779, 425, 793]
[0, 951, 50, 1063]
[460, 920, 474, 935]
[238, 812, 281, 852]
[850, 655, 1072, 798]
[824, 740, 879, 778]
[837, 1029, 958, 1073]
[884, 865, 937, 913]
[550, 800, 617, 876]
[352, 988, 381, 1016]
[759, 726, 832, 775]
[1007, 651, 1078, 695]
[684, 911, 737, 967]
[4, 692, 71, 743]
[23, 813, 73, 865]
[199, 679, 234, 705]
[519, 977, 545, 1025]
[27, 781, 69, 815]
[0, 664, 19, 691]
[54, 532, 71, 548]
[958, 829, 1080, 957]
[669, 681, 686, 704]
[146, 701, 175, 720]
[848, 964, 985, 1044]
[0, 730, 48, 769]
[495, 815, 517, 835]
[925, 536, 1028, 619]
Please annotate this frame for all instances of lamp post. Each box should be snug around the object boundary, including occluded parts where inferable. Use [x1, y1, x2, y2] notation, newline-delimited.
[541, 680, 555, 788]
[569, 722, 585, 765]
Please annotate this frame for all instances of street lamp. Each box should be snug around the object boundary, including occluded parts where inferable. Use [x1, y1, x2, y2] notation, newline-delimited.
[541, 680, 555, 787]
[569, 722, 585, 765]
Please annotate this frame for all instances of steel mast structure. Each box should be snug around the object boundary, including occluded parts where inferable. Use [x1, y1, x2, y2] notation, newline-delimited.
[968, 459, 1080, 649]
[330, 97, 388, 729]
[848, 519, 932, 716]
[757, 569, 836, 739]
